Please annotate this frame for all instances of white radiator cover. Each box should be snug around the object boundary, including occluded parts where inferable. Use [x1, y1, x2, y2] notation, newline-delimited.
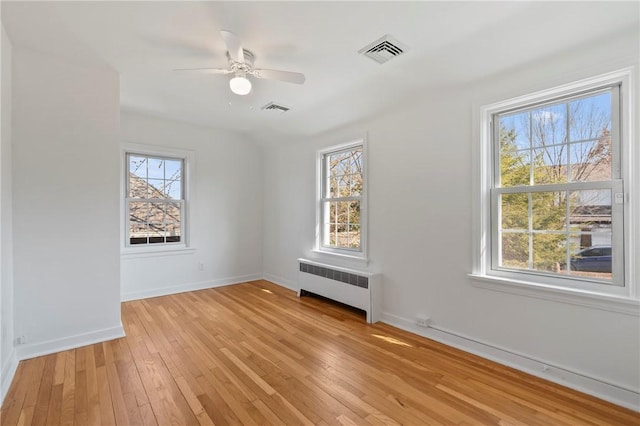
[297, 258, 381, 323]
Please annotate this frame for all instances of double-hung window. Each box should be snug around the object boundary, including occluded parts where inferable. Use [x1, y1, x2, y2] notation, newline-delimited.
[317, 140, 367, 258]
[476, 70, 634, 297]
[125, 152, 185, 246]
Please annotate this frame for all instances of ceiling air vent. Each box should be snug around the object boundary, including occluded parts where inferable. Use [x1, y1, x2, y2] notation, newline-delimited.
[261, 102, 290, 113]
[358, 34, 408, 64]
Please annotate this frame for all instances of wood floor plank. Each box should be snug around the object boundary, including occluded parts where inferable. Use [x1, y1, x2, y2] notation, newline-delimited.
[58, 349, 76, 426]
[2, 280, 639, 426]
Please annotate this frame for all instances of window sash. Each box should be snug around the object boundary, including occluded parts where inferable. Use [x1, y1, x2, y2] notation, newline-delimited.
[126, 199, 185, 246]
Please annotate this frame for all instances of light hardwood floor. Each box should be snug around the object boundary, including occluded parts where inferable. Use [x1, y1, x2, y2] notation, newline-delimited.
[1, 280, 638, 425]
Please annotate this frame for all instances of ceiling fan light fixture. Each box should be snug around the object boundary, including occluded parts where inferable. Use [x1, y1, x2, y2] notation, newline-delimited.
[229, 75, 252, 95]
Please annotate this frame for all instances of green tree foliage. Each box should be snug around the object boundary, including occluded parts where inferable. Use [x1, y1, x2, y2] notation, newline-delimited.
[499, 126, 567, 271]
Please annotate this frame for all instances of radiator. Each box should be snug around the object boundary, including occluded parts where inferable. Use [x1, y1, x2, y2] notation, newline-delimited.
[297, 258, 381, 323]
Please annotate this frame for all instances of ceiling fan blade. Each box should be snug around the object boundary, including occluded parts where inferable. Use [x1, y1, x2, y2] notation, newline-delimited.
[173, 68, 232, 75]
[251, 69, 306, 84]
[220, 30, 245, 63]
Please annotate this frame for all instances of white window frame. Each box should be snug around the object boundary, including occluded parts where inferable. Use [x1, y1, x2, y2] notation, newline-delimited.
[314, 138, 368, 262]
[121, 143, 193, 255]
[471, 68, 639, 312]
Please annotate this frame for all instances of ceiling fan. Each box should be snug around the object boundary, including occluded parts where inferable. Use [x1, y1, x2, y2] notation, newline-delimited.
[175, 30, 305, 96]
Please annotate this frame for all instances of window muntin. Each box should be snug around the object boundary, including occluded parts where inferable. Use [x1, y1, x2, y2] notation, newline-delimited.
[126, 153, 185, 246]
[492, 86, 623, 286]
[320, 145, 364, 252]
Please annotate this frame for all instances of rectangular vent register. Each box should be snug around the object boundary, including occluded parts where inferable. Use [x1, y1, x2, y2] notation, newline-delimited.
[298, 258, 381, 323]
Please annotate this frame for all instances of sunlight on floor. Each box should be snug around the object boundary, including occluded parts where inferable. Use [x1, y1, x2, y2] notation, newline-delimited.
[261, 288, 273, 294]
[372, 334, 412, 347]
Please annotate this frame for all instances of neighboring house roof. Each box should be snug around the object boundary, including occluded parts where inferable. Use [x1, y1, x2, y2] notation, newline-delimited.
[128, 173, 181, 233]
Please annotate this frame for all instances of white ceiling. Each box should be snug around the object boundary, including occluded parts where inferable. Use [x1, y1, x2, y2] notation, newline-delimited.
[2, 1, 639, 143]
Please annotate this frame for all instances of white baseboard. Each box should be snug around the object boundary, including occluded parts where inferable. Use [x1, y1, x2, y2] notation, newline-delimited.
[15, 324, 126, 361]
[263, 273, 298, 292]
[121, 273, 264, 302]
[1, 347, 18, 404]
[380, 312, 640, 412]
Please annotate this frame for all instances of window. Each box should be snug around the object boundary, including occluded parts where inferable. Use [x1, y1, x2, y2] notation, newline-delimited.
[475, 69, 635, 298]
[125, 152, 185, 246]
[317, 140, 367, 259]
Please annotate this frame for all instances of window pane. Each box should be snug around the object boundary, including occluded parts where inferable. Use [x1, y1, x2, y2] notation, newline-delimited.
[166, 223, 181, 243]
[569, 140, 611, 182]
[338, 174, 350, 197]
[499, 112, 530, 150]
[322, 200, 360, 249]
[531, 104, 566, 148]
[569, 231, 612, 280]
[147, 179, 166, 198]
[532, 192, 566, 231]
[166, 202, 181, 223]
[350, 173, 362, 196]
[129, 155, 147, 178]
[326, 223, 336, 246]
[500, 148, 530, 188]
[338, 153, 352, 175]
[533, 146, 567, 184]
[348, 201, 360, 224]
[165, 159, 182, 181]
[129, 176, 148, 198]
[149, 202, 166, 223]
[570, 189, 611, 229]
[129, 201, 149, 223]
[532, 233, 566, 272]
[569, 92, 611, 142]
[501, 193, 528, 230]
[500, 232, 529, 270]
[148, 223, 165, 242]
[165, 179, 182, 199]
[326, 149, 363, 200]
[348, 224, 360, 249]
[351, 149, 363, 175]
[147, 157, 164, 179]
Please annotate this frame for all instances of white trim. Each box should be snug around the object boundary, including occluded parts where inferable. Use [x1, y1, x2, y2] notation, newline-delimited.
[120, 273, 263, 302]
[121, 142, 195, 254]
[121, 246, 195, 259]
[472, 67, 638, 302]
[469, 273, 640, 316]
[0, 347, 18, 404]
[315, 136, 369, 261]
[15, 324, 126, 361]
[262, 273, 298, 292]
[380, 311, 640, 412]
[310, 248, 370, 266]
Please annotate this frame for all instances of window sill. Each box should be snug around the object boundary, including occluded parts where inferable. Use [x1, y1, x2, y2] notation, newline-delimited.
[311, 249, 369, 266]
[121, 245, 195, 259]
[469, 273, 639, 316]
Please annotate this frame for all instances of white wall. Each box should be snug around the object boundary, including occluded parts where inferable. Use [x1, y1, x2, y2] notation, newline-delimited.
[0, 23, 17, 401]
[120, 112, 263, 300]
[263, 28, 640, 408]
[12, 47, 123, 359]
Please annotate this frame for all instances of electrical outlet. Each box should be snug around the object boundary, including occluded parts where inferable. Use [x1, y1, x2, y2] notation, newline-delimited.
[16, 335, 26, 345]
[198, 262, 204, 271]
[416, 316, 430, 328]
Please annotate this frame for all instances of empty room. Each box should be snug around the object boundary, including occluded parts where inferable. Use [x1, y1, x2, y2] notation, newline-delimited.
[1, 1, 639, 425]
